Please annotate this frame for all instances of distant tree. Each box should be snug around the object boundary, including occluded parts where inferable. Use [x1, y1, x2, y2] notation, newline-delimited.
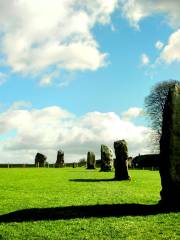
[78, 158, 86, 167]
[144, 80, 180, 149]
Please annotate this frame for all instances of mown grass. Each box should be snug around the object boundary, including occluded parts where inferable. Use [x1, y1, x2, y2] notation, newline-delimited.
[0, 168, 179, 239]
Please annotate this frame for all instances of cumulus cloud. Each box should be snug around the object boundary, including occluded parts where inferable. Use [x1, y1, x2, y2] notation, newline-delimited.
[0, 104, 152, 163]
[122, 107, 144, 120]
[0, 0, 118, 82]
[141, 53, 150, 65]
[160, 29, 180, 63]
[155, 41, 164, 50]
[120, 0, 180, 28]
[120, 1, 180, 66]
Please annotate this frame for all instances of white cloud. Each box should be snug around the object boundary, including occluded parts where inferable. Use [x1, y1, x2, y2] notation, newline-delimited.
[141, 53, 150, 65]
[0, 104, 152, 163]
[160, 29, 180, 63]
[0, 0, 117, 83]
[155, 41, 164, 50]
[122, 107, 144, 120]
[0, 72, 7, 86]
[119, 1, 180, 66]
[39, 75, 53, 87]
[120, 0, 180, 29]
[9, 101, 32, 110]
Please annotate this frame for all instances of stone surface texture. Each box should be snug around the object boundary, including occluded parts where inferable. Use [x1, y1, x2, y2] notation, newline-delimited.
[56, 150, 64, 167]
[159, 84, 180, 207]
[35, 153, 47, 167]
[87, 151, 96, 169]
[100, 145, 113, 171]
[114, 140, 130, 180]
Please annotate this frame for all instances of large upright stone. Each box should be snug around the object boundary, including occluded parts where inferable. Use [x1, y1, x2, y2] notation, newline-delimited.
[159, 84, 180, 207]
[114, 140, 130, 180]
[35, 153, 47, 167]
[100, 145, 113, 171]
[87, 151, 96, 169]
[56, 150, 64, 167]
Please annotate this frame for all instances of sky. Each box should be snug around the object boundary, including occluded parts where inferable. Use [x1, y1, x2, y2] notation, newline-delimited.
[0, 0, 180, 163]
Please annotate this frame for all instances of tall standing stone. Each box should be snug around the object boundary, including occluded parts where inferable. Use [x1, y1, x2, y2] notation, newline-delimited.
[87, 151, 96, 169]
[100, 145, 113, 171]
[35, 153, 47, 167]
[159, 85, 180, 207]
[56, 150, 64, 167]
[114, 140, 130, 180]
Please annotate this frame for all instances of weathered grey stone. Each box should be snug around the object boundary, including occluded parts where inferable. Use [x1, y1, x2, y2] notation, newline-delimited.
[55, 150, 64, 167]
[114, 140, 130, 180]
[87, 151, 96, 169]
[100, 145, 113, 171]
[159, 84, 180, 207]
[35, 152, 47, 167]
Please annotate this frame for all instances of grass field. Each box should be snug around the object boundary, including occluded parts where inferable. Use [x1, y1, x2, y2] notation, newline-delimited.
[0, 168, 179, 239]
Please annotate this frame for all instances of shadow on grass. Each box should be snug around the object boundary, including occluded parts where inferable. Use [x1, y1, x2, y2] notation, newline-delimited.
[69, 179, 115, 182]
[0, 203, 179, 223]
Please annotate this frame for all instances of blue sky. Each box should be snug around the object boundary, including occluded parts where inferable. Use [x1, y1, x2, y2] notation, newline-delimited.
[0, 0, 180, 163]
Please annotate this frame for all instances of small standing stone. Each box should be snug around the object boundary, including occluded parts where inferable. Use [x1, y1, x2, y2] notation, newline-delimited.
[114, 140, 130, 180]
[100, 145, 113, 171]
[159, 84, 180, 207]
[35, 153, 47, 167]
[55, 150, 64, 167]
[87, 152, 96, 169]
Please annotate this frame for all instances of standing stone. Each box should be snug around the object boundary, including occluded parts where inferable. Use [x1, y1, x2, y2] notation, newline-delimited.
[114, 140, 130, 180]
[35, 153, 47, 167]
[100, 145, 113, 171]
[159, 85, 180, 207]
[87, 152, 96, 169]
[55, 150, 64, 167]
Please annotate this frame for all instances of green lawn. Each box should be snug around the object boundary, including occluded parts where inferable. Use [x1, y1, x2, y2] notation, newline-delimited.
[0, 168, 179, 239]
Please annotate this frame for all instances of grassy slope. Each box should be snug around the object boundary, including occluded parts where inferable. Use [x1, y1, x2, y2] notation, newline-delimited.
[0, 168, 179, 239]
